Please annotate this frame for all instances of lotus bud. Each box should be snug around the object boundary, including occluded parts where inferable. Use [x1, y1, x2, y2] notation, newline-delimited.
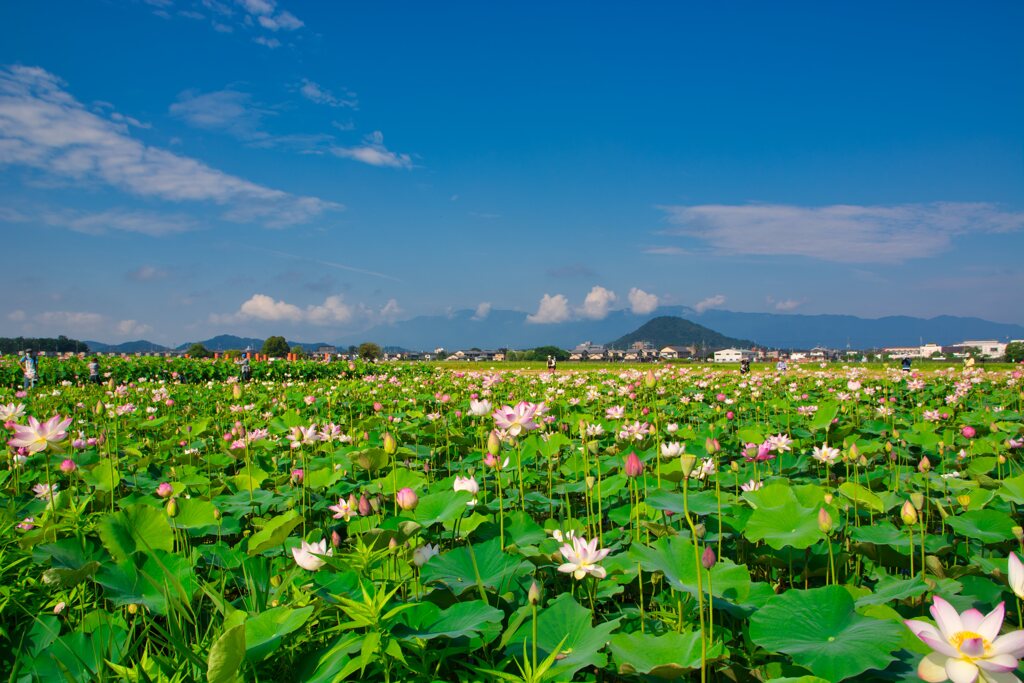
[94, 400, 104, 415]
[1012, 526, 1023, 542]
[680, 454, 697, 478]
[730, 460, 739, 473]
[528, 580, 542, 605]
[369, 495, 382, 513]
[644, 370, 656, 389]
[624, 452, 644, 478]
[156, 482, 173, 498]
[849, 444, 860, 460]
[331, 529, 343, 547]
[213, 508, 221, 520]
[961, 426, 976, 439]
[701, 546, 716, 570]
[358, 495, 371, 517]
[901, 500, 918, 525]
[910, 492, 924, 510]
[128, 603, 138, 615]
[858, 455, 868, 466]
[383, 432, 398, 455]
[166, 498, 178, 517]
[396, 487, 419, 511]
[232, 384, 242, 399]
[823, 493, 833, 505]
[389, 538, 398, 550]
[348, 493, 358, 512]
[818, 508, 833, 533]
[998, 454, 1007, 464]
[585, 476, 595, 490]
[885, 441, 893, 453]
[956, 494, 971, 510]
[487, 430, 501, 456]
[270, 575, 282, 587]
[918, 456, 931, 473]
[705, 437, 721, 455]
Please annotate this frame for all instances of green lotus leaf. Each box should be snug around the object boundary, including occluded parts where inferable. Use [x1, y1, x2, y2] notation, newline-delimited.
[394, 599, 504, 641]
[609, 630, 725, 678]
[749, 585, 903, 681]
[743, 484, 823, 550]
[944, 509, 1017, 544]
[413, 490, 474, 527]
[420, 538, 533, 596]
[245, 605, 315, 662]
[99, 504, 174, 560]
[505, 593, 620, 681]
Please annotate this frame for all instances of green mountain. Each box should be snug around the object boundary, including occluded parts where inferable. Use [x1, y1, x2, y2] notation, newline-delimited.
[607, 316, 757, 350]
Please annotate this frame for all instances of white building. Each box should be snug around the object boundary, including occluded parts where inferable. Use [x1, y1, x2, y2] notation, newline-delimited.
[713, 348, 756, 363]
[958, 340, 1007, 359]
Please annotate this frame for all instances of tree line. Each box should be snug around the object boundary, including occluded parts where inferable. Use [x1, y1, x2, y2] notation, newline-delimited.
[0, 336, 90, 355]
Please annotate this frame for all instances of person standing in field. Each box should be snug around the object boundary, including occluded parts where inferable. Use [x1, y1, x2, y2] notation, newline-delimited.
[88, 357, 100, 384]
[776, 358, 787, 373]
[547, 355, 556, 373]
[19, 349, 38, 389]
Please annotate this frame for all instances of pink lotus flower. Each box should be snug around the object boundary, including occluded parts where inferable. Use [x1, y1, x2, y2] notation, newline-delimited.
[8, 414, 72, 453]
[156, 482, 173, 498]
[329, 497, 356, 521]
[904, 596, 1024, 683]
[292, 538, 331, 571]
[492, 402, 540, 436]
[961, 426, 977, 439]
[624, 452, 644, 478]
[396, 487, 418, 510]
[59, 459, 77, 473]
[557, 535, 611, 580]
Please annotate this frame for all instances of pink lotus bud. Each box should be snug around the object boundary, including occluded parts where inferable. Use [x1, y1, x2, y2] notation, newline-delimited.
[528, 580, 542, 605]
[818, 508, 833, 533]
[901, 500, 918, 525]
[487, 430, 501, 456]
[290, 468, 304, 483]
[624, 452, 644, 478]
[358, 495, 371, 517]
[156, 482, 173, 498]
[396, 487, 418, 511]
[331, 529, 343, 547]
[701, 546, 716, 570]
[918, 456, 931, 473]
[484, 453, 498, 468]
[726, 411, 735, 420]
[705, 437, 720, 455]
[373, 402, 383, 412]
[961, 426, 976, 439]
[59, 459, 77, 473]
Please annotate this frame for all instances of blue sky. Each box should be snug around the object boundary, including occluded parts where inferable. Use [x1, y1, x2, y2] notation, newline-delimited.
[1, 1, 1022, 344]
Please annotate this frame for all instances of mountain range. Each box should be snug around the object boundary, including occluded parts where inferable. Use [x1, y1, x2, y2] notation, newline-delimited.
[608, 317, 755, 350]
[84, 306, 1024, 354]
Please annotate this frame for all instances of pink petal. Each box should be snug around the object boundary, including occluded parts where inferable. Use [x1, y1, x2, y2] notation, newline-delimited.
[931, 596, 964, 638]
[976, 602, 1005, 643]
[917, 653, 949, 683]
[960, 608, 985, 632]
[944, 658, 979, 683]
[976, 654, 1018, 673]
[991, 630, 1024, 657]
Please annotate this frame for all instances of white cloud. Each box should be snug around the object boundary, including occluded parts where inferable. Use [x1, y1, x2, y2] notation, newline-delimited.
[43, 209, 199, 237]
[526, 294, 572, 324]
[117, 319, 153, 336]
[332, 131, 414, 169]
[628, 288, 659, 315]
[7, 309, 26, 322]
[298, 79, 357, 108]
[170, 89, 272, 139]
[472, 302, 491, 320]
[767, 296, 802, 312]
[0, 65, 338, 227]
[658, 202, 1024, 264]
[643, 246, 689, 256]
[694, 294, 726, 314]
[216, 293, 392, 327]
[128, 265, 169, 282]
[578, 286, 617, 320]
[253, 36, 281, 48]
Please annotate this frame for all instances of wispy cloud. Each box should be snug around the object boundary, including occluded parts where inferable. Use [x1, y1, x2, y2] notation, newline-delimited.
[0, 65, 338, 227]
[526, 293, 572, 324]
[694, 294, 726, 314]
[6, 307, 149, 338]
[127, 265, 169, 282]
[249, 246, 403, 282]
[298, 79, 357, 108]
[643, 246, 690, 256]
[472, 302, 492, 320]
[170, 88, 273, 139]
[332, 131, 414, 169]
[628, 287, 659, 314]
[41, 209, 200, 237]
[658, 202, 1024, 264]
[142, 0, 305, 47]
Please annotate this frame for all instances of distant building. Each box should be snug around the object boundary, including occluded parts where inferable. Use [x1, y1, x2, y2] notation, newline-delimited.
[957, 340, 1007, 359]
[713, 348, 756, 363]
[571, 341, 608, 361]
[659, 345, 695, 360]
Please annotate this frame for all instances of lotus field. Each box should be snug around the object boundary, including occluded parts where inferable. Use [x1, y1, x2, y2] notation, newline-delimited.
[4, 359, 1024, 682]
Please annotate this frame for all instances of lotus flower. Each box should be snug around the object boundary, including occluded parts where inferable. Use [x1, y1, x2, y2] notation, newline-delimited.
[904, 596, 1024, 683]
[396, 487, 418, 510]
[1008, 553, 1024, 601]
[623, 452, 644, 477]
[329, 497, 356, 521]
[412, 543, 439, 567]
[8, 414, 72, 453]
[292, 539, 331, 571]
[556, 535, 611, 580]
[453, 476, 479, 496]
[468, 399, 492, 416]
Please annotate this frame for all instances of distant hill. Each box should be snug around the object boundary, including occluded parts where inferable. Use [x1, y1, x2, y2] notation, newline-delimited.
[608, 316, 756, 350]
[84, 339, 171, 354]
[176, 335, 335, 353]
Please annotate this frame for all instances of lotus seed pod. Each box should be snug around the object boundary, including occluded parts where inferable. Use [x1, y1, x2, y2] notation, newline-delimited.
[270, 575, 282, 587]
[680, 454, 697, 478]
[128, 603, 138, 615]
[1012, 526, 1023, 542]
[693, 523, 706, 539]
[900, 500, 918, 525]
[585, 476, 595, 490]
[910, 492, 924, 510]
[730, 460, 739, 473]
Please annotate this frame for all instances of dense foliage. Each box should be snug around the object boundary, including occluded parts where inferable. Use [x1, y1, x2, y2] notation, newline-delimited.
[1, 360, 1023, 681]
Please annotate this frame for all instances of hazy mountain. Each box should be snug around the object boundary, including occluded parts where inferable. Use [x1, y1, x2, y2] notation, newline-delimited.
[84, 339, 171, 354]
[608, 317, 755, 350]
[350, 307, 1024, 351]
[176, 335, 337, 353]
